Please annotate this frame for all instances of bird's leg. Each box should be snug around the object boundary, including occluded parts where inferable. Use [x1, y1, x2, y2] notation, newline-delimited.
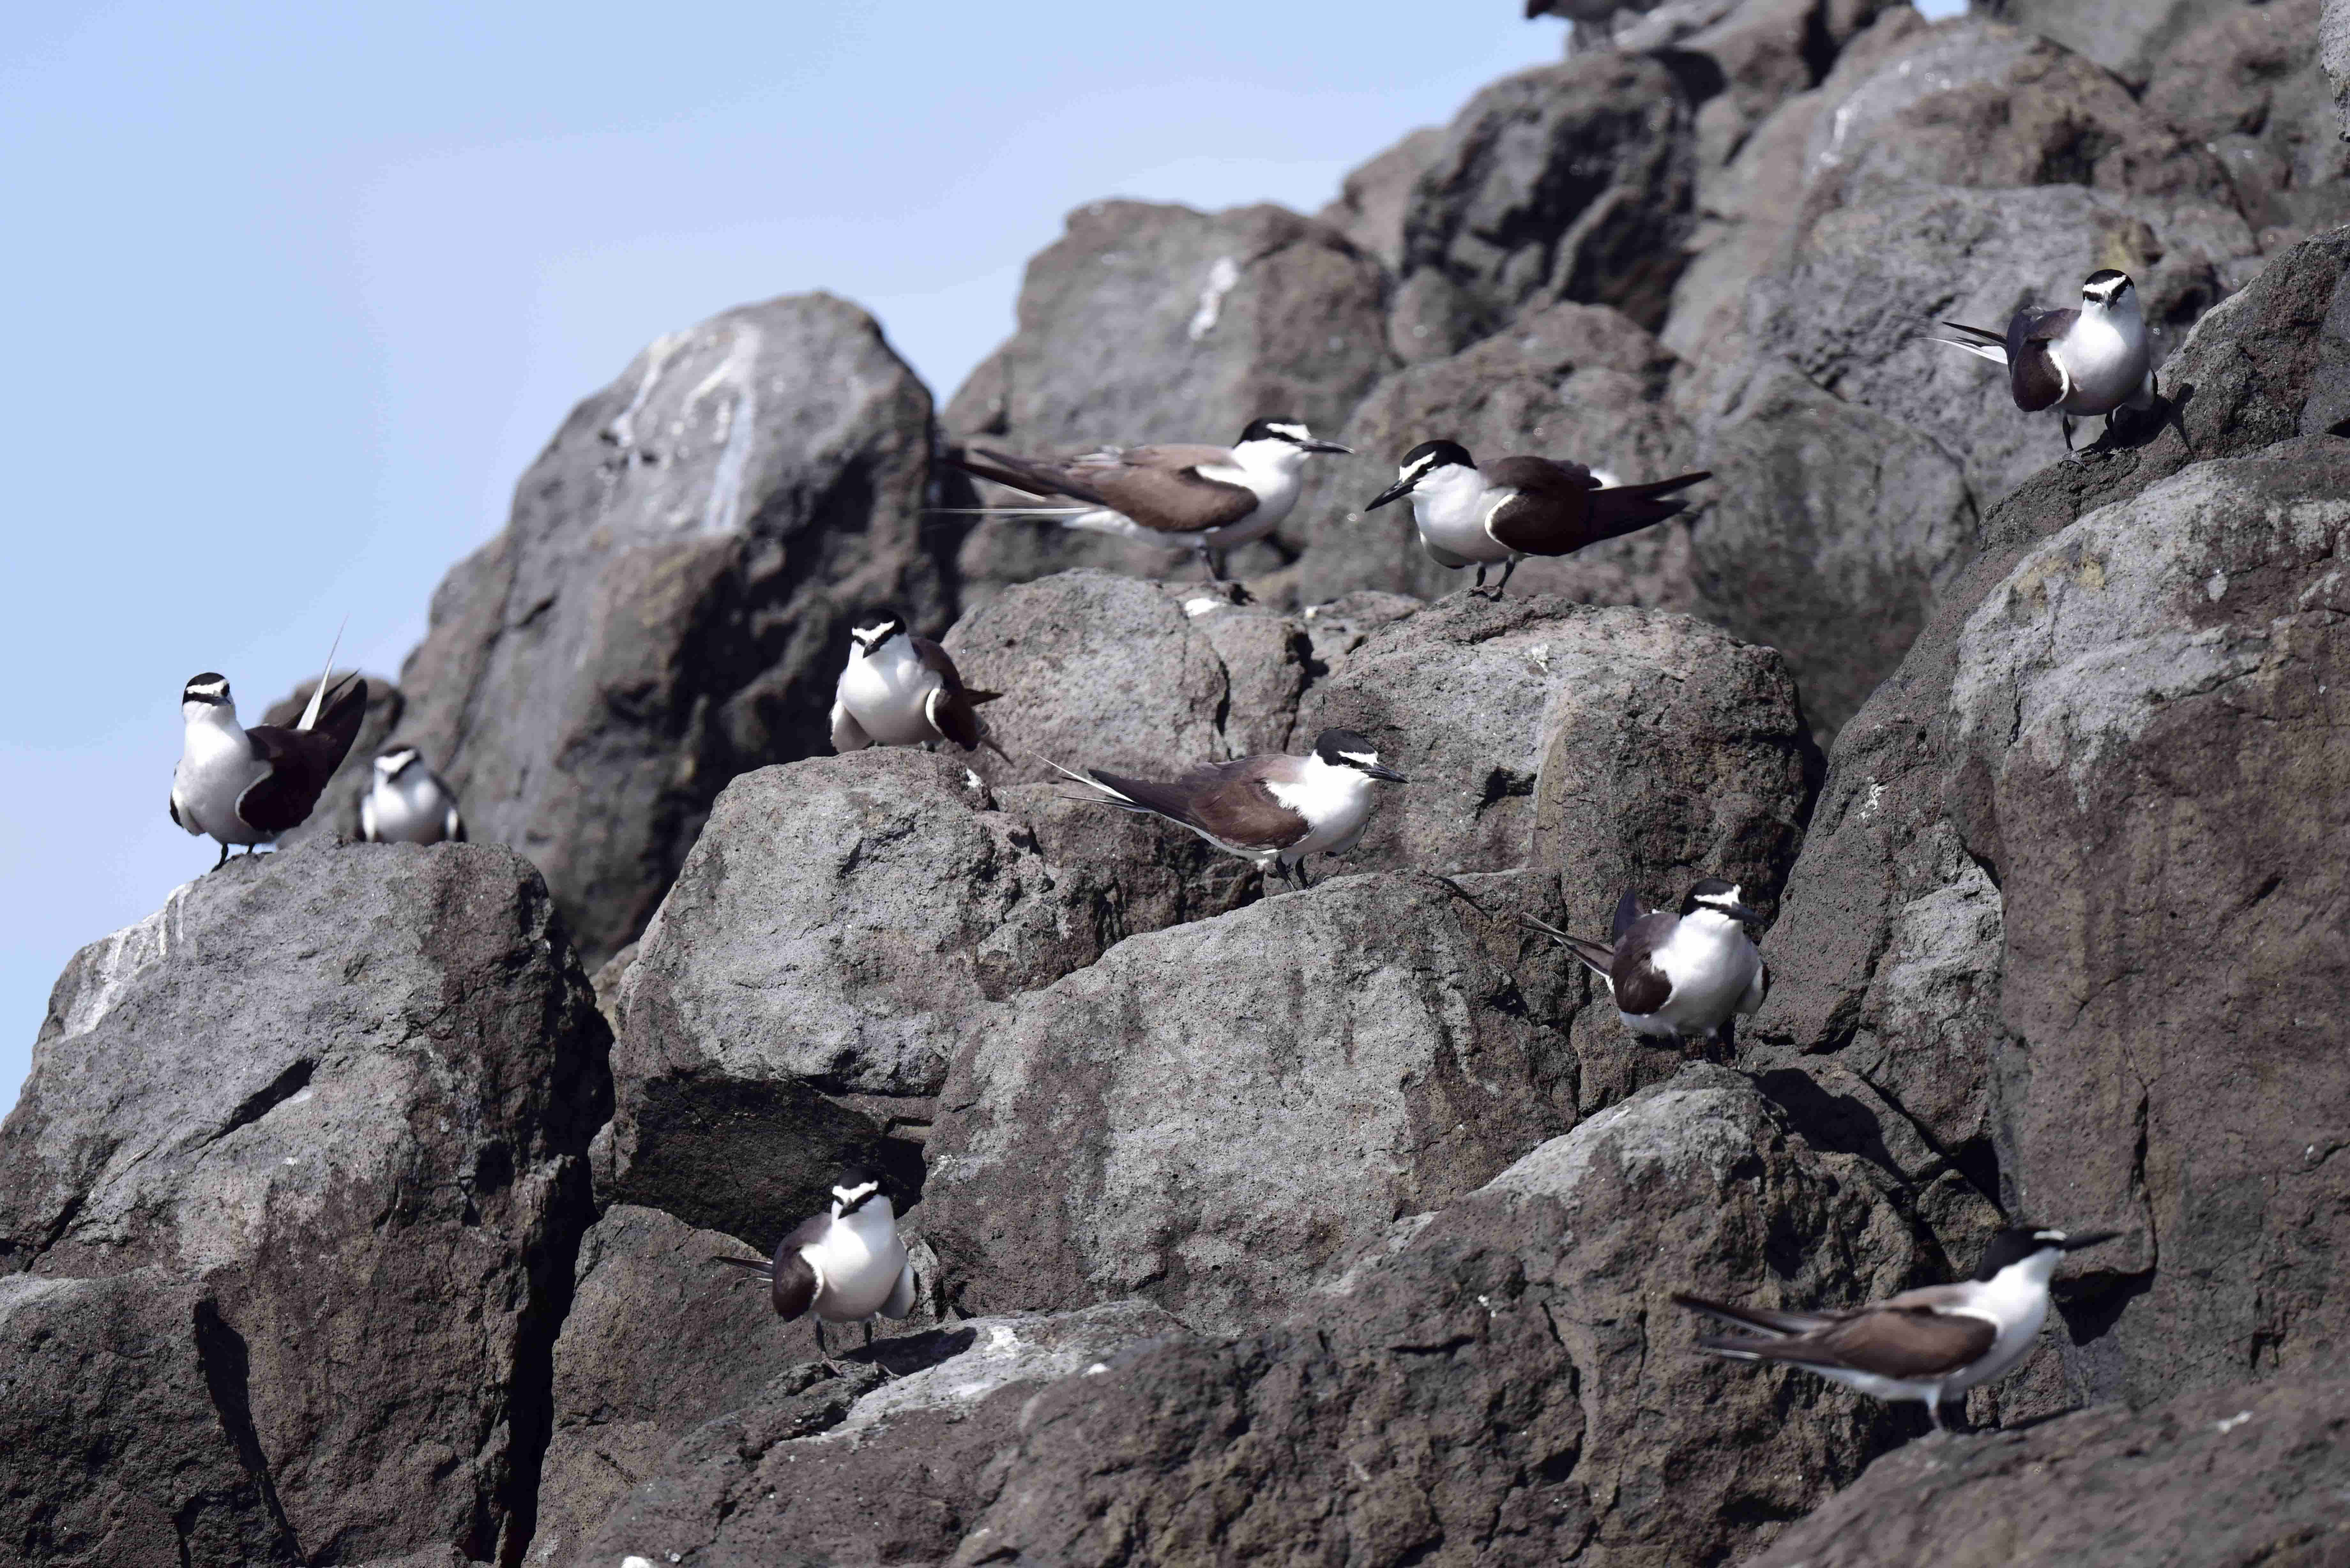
[1293, 859, 1315, 891]
[1471, 563, 1489, 596]
[1492, 557, 1520, 599]
[1196, 547, 1226, 584]
[1926, 1394, 1946, 1435]
[862, 1319, 874, 1348]
[214, 842, 229, 870]
[812, 1318, 845, 1377]
[2062, 416, 2080, 460]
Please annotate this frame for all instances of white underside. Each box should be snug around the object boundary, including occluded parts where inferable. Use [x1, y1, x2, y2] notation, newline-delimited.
[2053, 306, 2153, 417]
[362, 773, 461, 844]
[1614, 911, 1765, 1039]
[834, 639, 944, 748]
[1408, 467, 1514, 567]
[173, 712, 268, 846]
[1261, 755, 1381, 866]
[803, 1200, 916, 1323]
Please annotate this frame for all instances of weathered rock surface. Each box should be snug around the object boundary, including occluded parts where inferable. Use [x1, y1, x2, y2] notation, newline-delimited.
[1293, 301, 1702, 608]
[571, 1301, 1183, 1568]
[392, 292, 948, 968]
[954, 1068, 1928, 1566]
[1297, 593, 1815, 886]
[942, 569, 1308, 787]
[921, 871, 1585, 1337]
[2328, 0, 2350, 140]
[1392, 52, 1700, 354]
[1750, 225, 2350, 1424]
[1318, 126, 1447, 272]
[601, 750, 1123, 1247]
[944, 201, 1393, 598]
[0, 843, 610, 1564]
[1744, 1360, 2350, 1567]
[529, 1202, 951, 1567]
[1983, 0, 2246, 89]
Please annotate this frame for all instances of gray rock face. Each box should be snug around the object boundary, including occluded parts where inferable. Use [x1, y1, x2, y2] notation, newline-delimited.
[392, 292, 947, 968]
[1744, 1361, 2350, 1567]
[1691, 361, 1978, 737]
[1981, 0, 2246, 89]
[571, 1301, 1184, 1568]
[941, 569, 1308, 788]
[944, 201, 1394, 599]
[1297, 594, 1815, 885]
[955, 1068, 1927, 1566]
[0, 1270, 303, 1566]
[2142, 0, 2350, 248]
[528, 1202, 950, 1567]
[2328, 0, 2350, 141]
[1750, 225, 2350, 1425]
[603, 750, 1122, 1248]
[1293, 302, 1702, 608]
[0, 843, 610, 1564]
[1394, 52, 1699, 353]
[1318, 126, 1447, 272]
[1947, 439, 2350, 1403]
[921, 871, 1585, 1337]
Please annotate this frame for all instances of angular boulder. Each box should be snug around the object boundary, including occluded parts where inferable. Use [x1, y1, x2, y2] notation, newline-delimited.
[603, 750, 1122, 1247]
[0, 843, 610, 1564]
[1744, 1360, 2350, 1567]
[392, 292, 948, 967]
[571, 1301, 1183, 1568]
[1297, 594, 1815, 887]
[956, 1068, 1928, 1566]
[920, 871, 1585, 1337]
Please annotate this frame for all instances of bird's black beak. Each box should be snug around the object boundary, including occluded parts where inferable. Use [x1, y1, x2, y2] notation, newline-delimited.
[1722, 902, 1764, 923]
[1303, 439, 1354, 456]
[1364, 477, 1414, 511]
[1364, 763, 1408, 783]
[2058, 1231, 2120, 1252]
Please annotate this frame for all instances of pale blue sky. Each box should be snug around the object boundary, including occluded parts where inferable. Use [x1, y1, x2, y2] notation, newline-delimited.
[0, 0, 1963, 1108]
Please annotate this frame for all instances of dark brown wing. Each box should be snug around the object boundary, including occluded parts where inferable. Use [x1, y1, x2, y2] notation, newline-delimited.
[1088, 759, 1311, 849]
[1484, 457, 1706, 555]
[1784, 1306, 1997, 1380]
[235, 677, 367, 834]
[2007, 306, 2077, 413]
[909, 637, 988, 750]
[769, 1214, 831, 1321]
[1071, 446, 1258, 535]
[1580, 471, 1709, 545]
[1611, 888, 1645, 942]
[1610, 911, 1681, 1015]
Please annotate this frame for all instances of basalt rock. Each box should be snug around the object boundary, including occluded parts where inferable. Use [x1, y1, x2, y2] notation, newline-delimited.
[391, 292, 948, 969]
[0, 843, 610, 1564]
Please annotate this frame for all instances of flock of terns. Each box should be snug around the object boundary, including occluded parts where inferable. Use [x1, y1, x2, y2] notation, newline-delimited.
[161, 267, 2151, 1433]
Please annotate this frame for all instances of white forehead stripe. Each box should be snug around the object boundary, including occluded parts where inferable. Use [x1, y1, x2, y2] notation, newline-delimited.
[833, 1181, 879, 1204]
[1268, 422, 1310, 441]
[1399, 453, 1437, 482]
[186, 680, 228, 698]
[1338, 750, 1379, 767]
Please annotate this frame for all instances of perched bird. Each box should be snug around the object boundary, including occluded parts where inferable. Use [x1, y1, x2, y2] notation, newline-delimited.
[1933, 269, 2154, 454]
[943, 417, 1353, 581]
[829, 615, 1004, 756]
[171, 643, 368, 870]
[716, 1166, 917, 1363]
[1049, 729, 1406, 889]
[1674, 1226, 2119, 1433]
[1362, 440, 1710, 599]
[358, 746, 466, 845]
[1521, 878, 1766, 1052]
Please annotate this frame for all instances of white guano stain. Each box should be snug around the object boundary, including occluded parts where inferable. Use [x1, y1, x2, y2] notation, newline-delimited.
[1186, 256, 1242, 342]
[685, 324, 766, 535]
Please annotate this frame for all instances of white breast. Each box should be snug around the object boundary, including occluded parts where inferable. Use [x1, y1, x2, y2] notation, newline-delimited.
[174, 714, 269, 845]
[2055, 308, 2150, 416]
[367, 773, 458, 844]
[1194, 458, 1297, 545]
[1409, 469, 1512, 565]
[1944, 1258, 2056, 1393]
[837, 640, 943, 746]
[805, 1202, 910, 1322]
[1263, 756, 1379, 863]
[1640, 913, 1762, 1032]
